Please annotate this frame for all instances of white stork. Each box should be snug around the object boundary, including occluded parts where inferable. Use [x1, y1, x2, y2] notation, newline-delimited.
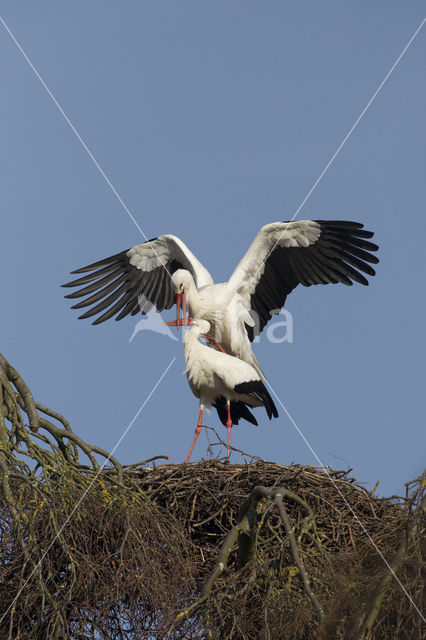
[183, 319, 278, 462]
[63, 220, 379, 374]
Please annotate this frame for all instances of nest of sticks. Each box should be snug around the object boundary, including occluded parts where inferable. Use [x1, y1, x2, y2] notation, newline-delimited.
[0, 352, 424, 639]
[130, 459, 425, 640]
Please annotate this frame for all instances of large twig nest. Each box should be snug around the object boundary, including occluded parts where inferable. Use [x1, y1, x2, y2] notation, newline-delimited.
[0, 352, 424, 639]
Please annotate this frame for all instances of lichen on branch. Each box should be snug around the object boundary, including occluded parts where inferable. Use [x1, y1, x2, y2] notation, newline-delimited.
[0, 352, 424, 640]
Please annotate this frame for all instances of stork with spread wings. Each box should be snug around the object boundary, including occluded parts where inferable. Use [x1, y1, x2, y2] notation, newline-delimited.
[63, 220, 379, 376]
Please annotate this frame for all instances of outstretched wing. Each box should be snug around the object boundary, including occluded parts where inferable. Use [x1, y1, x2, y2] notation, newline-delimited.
[62, 234, 214, 325]
[227, 220, 379, 340]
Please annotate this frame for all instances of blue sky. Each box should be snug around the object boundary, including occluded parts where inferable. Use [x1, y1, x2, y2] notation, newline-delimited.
[1, 2, 425, 497]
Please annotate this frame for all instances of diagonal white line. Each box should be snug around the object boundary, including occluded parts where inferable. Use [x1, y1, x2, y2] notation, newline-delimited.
[0, 356, 176, 626]
[290, 17, 425, 223]
[266, 378, 426, 623]
[255, 18, 425, 281]
[0, 15, 174, 279]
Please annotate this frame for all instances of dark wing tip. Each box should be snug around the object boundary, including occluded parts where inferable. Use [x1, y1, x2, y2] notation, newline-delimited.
[68, 249, 131, 275]
[318, 219, 377, 241]
[62, 241, 182, 324]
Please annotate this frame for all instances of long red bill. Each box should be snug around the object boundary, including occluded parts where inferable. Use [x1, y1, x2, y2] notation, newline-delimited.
[175, 293, 182, 331]
[164, 317, 193, 327]
[183, 293, 187, 327]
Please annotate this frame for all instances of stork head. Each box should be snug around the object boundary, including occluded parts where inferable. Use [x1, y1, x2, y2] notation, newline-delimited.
[165, 269, 195, 330]
[192, 319, 211, 336]
[171, 269, 194, 294]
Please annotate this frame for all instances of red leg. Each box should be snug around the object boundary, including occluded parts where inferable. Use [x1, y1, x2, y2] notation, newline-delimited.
[185, 405, 204, 463]
[204, 334, 239, 358]
[226, 401, 232, 462]
[204, 333, 227, 354]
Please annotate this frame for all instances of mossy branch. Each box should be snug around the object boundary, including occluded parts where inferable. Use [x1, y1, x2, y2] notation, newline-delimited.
[1, 352, 423, 639]
[168, 484, 324, 635]
[356, 474, 426, 639]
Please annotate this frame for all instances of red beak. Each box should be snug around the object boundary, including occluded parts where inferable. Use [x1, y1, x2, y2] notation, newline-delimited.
[163, 294, 193, 329]
[183, 292, 187, 327]
[175, 293, 182, 331]
[163, 317, 193, 327]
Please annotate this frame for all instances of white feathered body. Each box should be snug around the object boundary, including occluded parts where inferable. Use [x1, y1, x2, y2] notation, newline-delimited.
[184, 323, 264, 409]
[184, 279, 265, 379]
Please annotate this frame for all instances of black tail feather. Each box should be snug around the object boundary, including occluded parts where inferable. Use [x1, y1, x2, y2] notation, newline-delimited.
[214, 397, 258, 427]
[234, 380, 279, 421]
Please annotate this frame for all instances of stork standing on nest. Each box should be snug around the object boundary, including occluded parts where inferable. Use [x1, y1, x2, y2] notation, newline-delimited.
[183, 319, 278, 463]
[63, 220, 379, 380]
